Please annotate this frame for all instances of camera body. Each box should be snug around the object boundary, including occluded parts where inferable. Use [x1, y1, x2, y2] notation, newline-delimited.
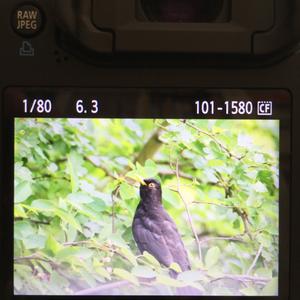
[1, 1, 299, 299]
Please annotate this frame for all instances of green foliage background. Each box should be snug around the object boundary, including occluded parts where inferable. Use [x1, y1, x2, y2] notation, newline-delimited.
[14, 118, 279, 295]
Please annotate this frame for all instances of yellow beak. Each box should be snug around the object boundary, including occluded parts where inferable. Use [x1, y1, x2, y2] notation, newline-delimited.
[138, 178, 147, 186]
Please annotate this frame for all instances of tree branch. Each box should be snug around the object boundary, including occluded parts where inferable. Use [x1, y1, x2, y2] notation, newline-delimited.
[192, 201, 235, 209]
[199, 236, 245, 245]
[211, 273, 270, 285]
[246, 244, 263, 275]
[133, 129, 163, 165]
[159, 170, 222, 188]
[174, 159, 202, 263]
[182, 120, 245, 160]
[14, 217, 50, 225]
[233, 207, 253, 240]
[14, 254, 60, 269]
[111, 186, 120, 234]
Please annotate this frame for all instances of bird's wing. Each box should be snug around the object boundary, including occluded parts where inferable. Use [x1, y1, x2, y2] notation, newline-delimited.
[161, 218, 191, 272]
[132, 217, 174, 268]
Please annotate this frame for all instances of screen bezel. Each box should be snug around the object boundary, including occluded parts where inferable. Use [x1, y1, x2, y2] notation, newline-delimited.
[1, 87, 291, 299]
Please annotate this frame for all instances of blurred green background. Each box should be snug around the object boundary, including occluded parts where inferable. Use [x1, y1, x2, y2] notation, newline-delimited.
[14, 118, 279, 295]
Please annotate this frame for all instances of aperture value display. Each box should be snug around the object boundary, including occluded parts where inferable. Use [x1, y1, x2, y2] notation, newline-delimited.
[2, 88, 291, 297]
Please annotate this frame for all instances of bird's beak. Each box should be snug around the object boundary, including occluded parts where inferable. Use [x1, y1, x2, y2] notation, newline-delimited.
[139, 178, 147, 186]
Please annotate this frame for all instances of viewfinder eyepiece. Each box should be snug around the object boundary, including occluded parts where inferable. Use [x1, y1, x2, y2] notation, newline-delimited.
[140, 0, 229, 23]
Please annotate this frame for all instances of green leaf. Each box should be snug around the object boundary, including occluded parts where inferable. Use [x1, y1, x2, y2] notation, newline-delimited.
[50, 271, 70, 290]
[56, 247, 93, 260]
[119, 247, 137, 266]
[253, 182, 268, 193]
[15, 164, 32, 181]
[257, 233, 272, 248]
[113, 268, 139, 286]
[131, 266, 156, 279]
[240, 287, 258, 296]
[55, 208, 82, 233]
[156, 274, 185, 288]
[261, 278, 278, 296]
[119, 183, 137, 200]
[87, 198, 107, 212]
[238, 134, 252, 148]
[46, 235, 62, 255]
[109, 234, 128, 248]
[207, 159, 225, 167]
[14, 205, 27, 218]
[31, 199, 55, 211]
[246, 194, 263, 208]
[23, 234, 46, 249]
[47, 162, 58, 173]
[67, 152, 80, 193]
[162, 188, 180, 206]
[170, 262, 182, 273]
[15, 181, 32, 203]
[14, 271, 24, 290]
[68, 193, 94, 204]
[177, 270, 207, 283]
[127, 160, 135, 170]
[144, 159, 158, 177]
[233, 219, 241, 229]
[205, 246, 221, 268]
[14, 221, 35, 239]
[82, 270, 99, 288]
[254, 267, 272, 278]
[95, 266, 111, 280]
[142, 251, 161, 268]
[66, 224, 78, 242]
[93, 258, 111, 280]
[207, 268, 223, 279]
[125, 170, 146, 185]
[66, 199, 100, 223]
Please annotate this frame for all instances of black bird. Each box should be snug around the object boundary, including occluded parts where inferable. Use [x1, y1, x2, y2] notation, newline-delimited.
[132, 178, 190, 277]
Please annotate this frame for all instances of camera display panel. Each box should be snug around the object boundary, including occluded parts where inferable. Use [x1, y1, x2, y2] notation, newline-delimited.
[2, 88, 290, 297]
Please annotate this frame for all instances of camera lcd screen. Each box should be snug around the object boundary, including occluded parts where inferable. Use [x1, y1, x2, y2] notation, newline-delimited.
[2, 88, 291, 297]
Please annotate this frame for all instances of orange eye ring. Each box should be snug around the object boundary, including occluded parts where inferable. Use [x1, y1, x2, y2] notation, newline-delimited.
[148, 182, 156, 188]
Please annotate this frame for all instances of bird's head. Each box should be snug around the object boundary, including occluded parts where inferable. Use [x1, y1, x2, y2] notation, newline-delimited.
[140, 178, 162, 204]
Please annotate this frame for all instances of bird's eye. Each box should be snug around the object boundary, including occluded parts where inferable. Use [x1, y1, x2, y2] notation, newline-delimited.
[148, 182, 156, 188]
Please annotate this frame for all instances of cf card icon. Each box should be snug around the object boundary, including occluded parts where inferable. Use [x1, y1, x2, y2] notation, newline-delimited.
[257, 101, 273, 116]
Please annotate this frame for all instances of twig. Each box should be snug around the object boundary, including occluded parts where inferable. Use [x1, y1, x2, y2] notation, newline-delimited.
[14, 254, 48, 263]
[182, 120, 244, 160]
[233, 208, 253, 240]
[246, 244, 263, 275]
[159, 170, 222, 188]
[14, 217, 50, 225]
[32, 175, 70, 182]
[192, 201, 235, 209]
[14, 254, 60, 269]
[63, 241, 94, 247]
[199, 236, 245, 245]
[111, 185, 120, 234]
[210, 273, 270, 285]
[174, 159, 202, 263]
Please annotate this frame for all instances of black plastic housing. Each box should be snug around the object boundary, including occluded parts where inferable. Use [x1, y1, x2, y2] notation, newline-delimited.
[50, 0, 300, 57]
[0, 1, 299, 300]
